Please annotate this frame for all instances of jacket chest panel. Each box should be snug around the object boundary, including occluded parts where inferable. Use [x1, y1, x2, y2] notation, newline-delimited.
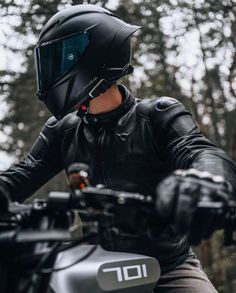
[62, 126, 93, 169]
[103, 119, 170, 193]
[62, 115, 172, 193]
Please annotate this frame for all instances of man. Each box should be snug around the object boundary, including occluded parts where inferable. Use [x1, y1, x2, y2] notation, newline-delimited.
[0, 4, 235, 292]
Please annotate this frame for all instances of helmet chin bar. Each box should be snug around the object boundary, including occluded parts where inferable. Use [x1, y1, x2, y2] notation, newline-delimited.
[37, 64, 134, 119]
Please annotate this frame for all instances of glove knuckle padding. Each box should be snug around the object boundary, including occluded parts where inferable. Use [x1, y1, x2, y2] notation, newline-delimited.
[175, 172, 231, 244]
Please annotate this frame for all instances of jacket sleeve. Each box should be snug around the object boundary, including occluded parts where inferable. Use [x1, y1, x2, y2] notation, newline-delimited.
[138, 97, 236, 192]
[0, 117, 64, 203]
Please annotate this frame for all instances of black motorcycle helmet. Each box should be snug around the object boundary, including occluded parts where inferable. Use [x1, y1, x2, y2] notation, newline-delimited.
[34, 4, 140, 119]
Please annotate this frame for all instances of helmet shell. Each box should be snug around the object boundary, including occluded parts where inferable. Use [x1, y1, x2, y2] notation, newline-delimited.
[35, 4, 140, 119]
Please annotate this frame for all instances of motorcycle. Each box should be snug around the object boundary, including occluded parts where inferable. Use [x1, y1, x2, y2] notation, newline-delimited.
[0, 163, 161, 293]
[0, 163, 235, 292]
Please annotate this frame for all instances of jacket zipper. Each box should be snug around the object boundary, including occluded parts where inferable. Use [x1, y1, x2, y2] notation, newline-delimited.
[97, 128, 107, 185]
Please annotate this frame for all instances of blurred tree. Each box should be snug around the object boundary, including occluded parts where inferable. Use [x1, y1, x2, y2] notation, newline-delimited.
[0, 0, 71, 194]
[0, 0, 236, 291]
[115, 0, 185, 101]
[113, 1, 236, 292]
[116, 0, 236, 155]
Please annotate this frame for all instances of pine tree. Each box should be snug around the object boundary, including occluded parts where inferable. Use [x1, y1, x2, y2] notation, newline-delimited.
[1, 1, 236, 290]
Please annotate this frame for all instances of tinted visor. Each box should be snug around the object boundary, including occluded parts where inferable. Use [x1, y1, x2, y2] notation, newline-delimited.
[35, 32, 89, 93]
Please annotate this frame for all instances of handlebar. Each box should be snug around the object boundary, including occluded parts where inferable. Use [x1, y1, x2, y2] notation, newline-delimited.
[74, 186, 153, 207]
[0, 186, 154, 245]
[0, 184, 236, 246]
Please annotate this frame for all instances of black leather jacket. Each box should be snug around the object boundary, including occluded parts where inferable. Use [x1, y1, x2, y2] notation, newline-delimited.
[1, 85, 236, 273]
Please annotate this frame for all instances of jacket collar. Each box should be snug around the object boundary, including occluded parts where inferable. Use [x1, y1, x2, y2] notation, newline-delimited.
[82, 85, 135, 127]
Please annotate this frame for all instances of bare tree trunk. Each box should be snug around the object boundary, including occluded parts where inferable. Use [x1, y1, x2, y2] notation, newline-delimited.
[193, 7, 221, 144]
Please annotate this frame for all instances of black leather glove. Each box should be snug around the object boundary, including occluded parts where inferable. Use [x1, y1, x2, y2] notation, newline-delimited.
[0, 184, 9, 212]
[155, 169, 233, 245]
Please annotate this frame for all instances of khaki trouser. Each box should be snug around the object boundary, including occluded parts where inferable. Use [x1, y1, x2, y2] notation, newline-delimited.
[154, 253, 218, 292]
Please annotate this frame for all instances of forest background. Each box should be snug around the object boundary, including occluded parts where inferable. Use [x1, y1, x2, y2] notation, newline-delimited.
[0, 0, 236, 291]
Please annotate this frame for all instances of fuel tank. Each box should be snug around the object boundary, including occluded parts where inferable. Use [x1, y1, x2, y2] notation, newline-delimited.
[50, 245, 160, 293]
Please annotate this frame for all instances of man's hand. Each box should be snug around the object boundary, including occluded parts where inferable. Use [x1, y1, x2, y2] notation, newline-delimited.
[155, 169, 233, 245]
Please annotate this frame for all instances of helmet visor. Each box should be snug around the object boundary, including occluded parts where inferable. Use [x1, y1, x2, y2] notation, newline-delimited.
[35, 32, 90, 93]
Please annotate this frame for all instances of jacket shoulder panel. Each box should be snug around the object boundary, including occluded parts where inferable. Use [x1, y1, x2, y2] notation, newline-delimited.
[137, 97, 187, 125]
[45, 116, 58, 127]
[137, 96, 180, 116]
[30, 113, 80, 160]
[57, 112, 81, 133]
[137, 97, 197, 137]
[155, 96, 179, 109]
[42, 113, 80, 139]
